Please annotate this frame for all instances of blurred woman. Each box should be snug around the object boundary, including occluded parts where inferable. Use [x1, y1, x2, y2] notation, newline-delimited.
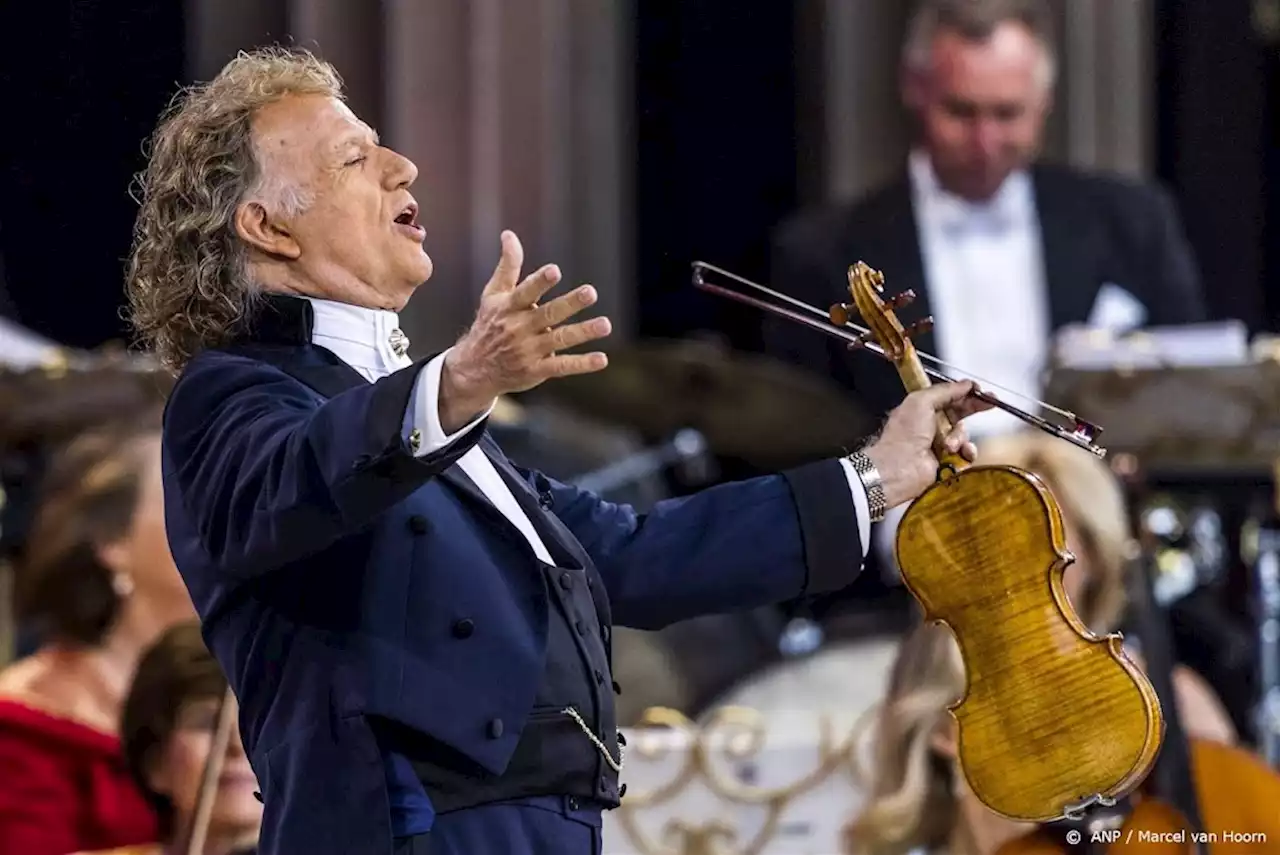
[77, 621, 261, 855]
[1, 360, 174, 665]
[843, 431, 1238, 855]
[0, 422, 195, 854]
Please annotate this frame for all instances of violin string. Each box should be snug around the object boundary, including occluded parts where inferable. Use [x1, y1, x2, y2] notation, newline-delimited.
[692, 261, 1079, 421]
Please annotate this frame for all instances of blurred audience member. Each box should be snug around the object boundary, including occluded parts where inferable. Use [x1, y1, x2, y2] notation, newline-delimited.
[75, 621, 260, 855]
[767, 0, 1207, 437]
[841, 618, 1265, 855]
[0, 422, 194, 855]
[1, 362, 173, 665]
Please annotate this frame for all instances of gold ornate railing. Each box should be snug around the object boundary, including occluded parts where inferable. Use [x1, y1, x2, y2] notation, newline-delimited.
[610, 706, 864, 855]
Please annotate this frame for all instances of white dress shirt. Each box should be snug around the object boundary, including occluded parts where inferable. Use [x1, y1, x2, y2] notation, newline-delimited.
[909, 148, 1048, 440]
[303, 297, 874, 568]
[872, 153, 1050, 571]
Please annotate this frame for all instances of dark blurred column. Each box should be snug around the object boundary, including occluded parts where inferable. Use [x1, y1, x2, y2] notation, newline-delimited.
[1155, 0, 1267, 329]
[184, 0, 634, 352]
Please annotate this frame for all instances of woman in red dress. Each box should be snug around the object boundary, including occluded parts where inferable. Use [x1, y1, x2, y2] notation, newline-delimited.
[0, 419, 196, 855]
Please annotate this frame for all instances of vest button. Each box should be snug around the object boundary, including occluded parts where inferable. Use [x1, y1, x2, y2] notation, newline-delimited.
[452, 619, 475, 639]
[407, 515, 428, 535]
[538, 492, 553, 509]
[486, 718, 504, 739]
[559, 571, 572, 590]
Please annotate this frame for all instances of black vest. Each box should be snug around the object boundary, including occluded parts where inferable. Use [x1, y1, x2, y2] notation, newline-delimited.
[399, 461, 625, 813]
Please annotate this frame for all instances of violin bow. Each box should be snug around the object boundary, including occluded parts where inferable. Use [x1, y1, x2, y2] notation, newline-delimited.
[183, 684, 238, 855]
[690, 260, 1107, 458]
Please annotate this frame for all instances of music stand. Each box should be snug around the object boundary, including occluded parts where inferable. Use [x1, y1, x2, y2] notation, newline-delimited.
[1044, 361, 1280, 482]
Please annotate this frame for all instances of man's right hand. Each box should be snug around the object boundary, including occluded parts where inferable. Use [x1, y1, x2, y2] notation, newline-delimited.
[862, 381, 993, 509]
[439, 231, 612, 433]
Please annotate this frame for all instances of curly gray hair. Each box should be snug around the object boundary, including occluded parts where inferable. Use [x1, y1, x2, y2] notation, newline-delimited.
[125, 47, 340, 372]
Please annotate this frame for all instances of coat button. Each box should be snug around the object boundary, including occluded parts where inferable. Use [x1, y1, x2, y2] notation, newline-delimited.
[612, 681, 622, 695]
[601, 625, 610, 643]
[452, 619, 474, 639]
[594, 669, 604, 685]
[568, 796, 580, 810]
[538, 492, 553, 509]
[559, 572, 572, 590]
[620, 783, 628, 798]
[408, 515, 428, 535]
[486, 718, 504, 739]
[575, 619, 587, 636]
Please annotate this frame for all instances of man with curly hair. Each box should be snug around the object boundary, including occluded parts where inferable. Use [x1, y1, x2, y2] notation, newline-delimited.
[127, 47, 989, 855]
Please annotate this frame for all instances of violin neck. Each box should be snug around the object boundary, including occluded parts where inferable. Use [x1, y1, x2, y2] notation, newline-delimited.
[894, 345, 968, 472]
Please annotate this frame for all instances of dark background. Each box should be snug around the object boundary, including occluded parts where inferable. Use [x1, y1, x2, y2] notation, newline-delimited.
[0, 0, 1276, 348]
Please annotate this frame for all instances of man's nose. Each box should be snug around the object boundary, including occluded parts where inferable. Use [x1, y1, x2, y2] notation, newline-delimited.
[972, 118, 1004, 159]
[385, 149, 419, 189]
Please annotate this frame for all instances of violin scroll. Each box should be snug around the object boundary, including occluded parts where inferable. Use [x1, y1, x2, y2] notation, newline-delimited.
[840, 261, 966, 472]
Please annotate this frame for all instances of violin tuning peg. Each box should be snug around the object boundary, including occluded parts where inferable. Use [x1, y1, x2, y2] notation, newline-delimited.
[905, 318, 934, 339]
[828, 303, 856, 326]
[887, 289, 916, 310]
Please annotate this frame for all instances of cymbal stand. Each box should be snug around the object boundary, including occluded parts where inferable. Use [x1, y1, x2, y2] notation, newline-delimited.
[1254, 461, 1280, 766]
[571, 429, 713, 497]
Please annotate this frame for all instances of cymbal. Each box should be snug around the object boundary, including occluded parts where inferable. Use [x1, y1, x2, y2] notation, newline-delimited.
[524, 338, 874, 467]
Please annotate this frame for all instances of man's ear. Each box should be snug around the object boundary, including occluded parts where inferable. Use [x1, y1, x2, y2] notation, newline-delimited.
[234, 200, 302, 260]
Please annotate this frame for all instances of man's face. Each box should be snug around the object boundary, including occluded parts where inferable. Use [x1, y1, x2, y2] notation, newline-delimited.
[904, 22, 1051, 201]
[245, 93, 431, 308]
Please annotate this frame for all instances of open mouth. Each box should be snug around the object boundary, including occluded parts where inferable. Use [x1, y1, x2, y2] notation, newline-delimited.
[394, 202, 422, 231]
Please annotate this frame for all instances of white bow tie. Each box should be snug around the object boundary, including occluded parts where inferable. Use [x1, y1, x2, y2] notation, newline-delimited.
[931, 190, 1019, 233]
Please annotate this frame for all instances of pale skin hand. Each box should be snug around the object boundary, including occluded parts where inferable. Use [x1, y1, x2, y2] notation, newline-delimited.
[439, 231, 612, 434]
[862, 381, 993, 508]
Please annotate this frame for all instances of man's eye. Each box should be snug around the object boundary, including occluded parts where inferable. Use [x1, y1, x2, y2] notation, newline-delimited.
[345, 156, 366, 167]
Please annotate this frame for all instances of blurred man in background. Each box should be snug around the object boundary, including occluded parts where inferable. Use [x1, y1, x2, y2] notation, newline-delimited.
[766, 0, 1208, 437]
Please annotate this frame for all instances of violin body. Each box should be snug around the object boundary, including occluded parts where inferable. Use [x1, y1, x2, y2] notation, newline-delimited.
[896, 463, 1164, 821]
[994, 738, 1280, 853]
[830, 260, 1164, 823]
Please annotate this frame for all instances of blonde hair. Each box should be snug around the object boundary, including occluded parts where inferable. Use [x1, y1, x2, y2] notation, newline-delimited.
[845, 431, 1134, 854]
[125, 47, 343, 372]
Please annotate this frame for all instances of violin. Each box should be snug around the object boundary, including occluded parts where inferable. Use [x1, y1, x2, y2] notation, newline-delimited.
[690, 260, 1163, 823]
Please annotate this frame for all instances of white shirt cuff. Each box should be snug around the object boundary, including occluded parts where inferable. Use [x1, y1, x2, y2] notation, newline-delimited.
[403, 348, 494, 457]
[837, 457, 872, 561]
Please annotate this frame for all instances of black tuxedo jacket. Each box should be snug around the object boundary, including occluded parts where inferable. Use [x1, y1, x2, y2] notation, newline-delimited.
[764, 162, 1209, 419]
